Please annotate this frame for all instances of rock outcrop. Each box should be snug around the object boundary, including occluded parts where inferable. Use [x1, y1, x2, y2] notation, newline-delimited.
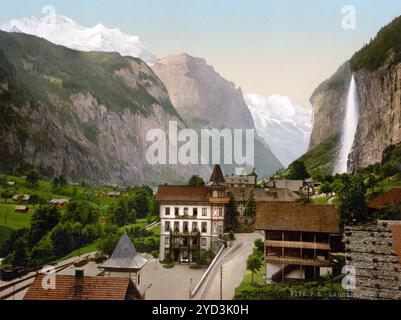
[152, 54, 282, 177]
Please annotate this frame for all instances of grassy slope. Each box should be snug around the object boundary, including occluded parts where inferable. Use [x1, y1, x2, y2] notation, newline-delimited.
[277, 133, 340, 179]
[0, 174, 120, 247]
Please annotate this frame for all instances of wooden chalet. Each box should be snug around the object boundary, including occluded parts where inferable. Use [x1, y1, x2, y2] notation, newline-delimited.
[254, 202, 340, 283]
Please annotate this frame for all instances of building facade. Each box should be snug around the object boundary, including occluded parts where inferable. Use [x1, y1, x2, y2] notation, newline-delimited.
[156, 165, 229, 263]
[255, 202, 341, 283]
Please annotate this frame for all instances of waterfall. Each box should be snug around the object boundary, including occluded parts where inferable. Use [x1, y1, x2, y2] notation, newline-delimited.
[334, 75, 360, 174]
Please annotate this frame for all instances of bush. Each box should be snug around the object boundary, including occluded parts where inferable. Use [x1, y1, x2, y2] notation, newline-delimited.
[163, 263, 174, 269]
[229, 230, 236, 241]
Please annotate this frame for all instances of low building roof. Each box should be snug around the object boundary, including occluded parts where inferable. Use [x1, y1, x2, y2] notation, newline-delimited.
[100, 233, 147, 272]
[50, 199, 69, 203]
[226, 188, 299, 202]
[254, 202, 340, 234]
[345, 221, 401, 300]
[368, 188, 401, 209]
[15, 205, 28, 211]
[156, 185, 209, 202]
[270, 180, 304, 193]
[225, 175, 256, 185]
[23, 275, 132, 300]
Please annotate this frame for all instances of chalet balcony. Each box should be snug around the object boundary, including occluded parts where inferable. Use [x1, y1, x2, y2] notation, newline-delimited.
[265, 256, 331, 267]
[265, 240, 331, 250]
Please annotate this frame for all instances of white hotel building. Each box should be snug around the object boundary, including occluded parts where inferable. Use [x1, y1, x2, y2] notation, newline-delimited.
[156, 165, 229, 263]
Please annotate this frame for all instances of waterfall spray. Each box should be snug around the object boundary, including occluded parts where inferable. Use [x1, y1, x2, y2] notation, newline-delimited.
[334, 75, 360, 174]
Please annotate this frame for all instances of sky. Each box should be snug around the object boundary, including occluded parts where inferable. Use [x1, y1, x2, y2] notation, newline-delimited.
[1, 0, 401, 105]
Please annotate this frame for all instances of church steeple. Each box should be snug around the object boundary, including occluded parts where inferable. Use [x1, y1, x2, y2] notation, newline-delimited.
[208, 164, 225, 186]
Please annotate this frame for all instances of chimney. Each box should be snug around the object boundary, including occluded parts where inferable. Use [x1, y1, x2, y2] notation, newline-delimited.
[75, 269, 84, 291]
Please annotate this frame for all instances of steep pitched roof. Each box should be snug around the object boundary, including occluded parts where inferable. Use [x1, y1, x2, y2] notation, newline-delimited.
[345, 221, 401, 300]
[23, 275, 132, 300]
[100, 233, 147, 272]
[273, 180, 304, 193]
[368, 188, 401, 209]
[254, 202, 340, 233]
[156, 185, 209, 202]
[208, 164, 225, 186]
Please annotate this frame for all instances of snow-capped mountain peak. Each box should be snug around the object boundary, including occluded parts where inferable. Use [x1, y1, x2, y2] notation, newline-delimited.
[0, 14, 156, 65]
[245, 93, 313, 167]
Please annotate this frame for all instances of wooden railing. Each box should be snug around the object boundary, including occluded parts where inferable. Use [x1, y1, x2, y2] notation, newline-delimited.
[266, 256, 331, 267]
[266, 240, 331, 250]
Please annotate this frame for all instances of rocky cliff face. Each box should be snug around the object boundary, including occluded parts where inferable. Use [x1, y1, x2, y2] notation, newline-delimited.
[309, 61, 401, 174]
[308, 15, 401, 173]
[153, 54, 255, 130]
[152, 54, 282, 177]
[309, 62, 351, 151]
[350, 63, 401, 171]
[0, 31, 210, 186]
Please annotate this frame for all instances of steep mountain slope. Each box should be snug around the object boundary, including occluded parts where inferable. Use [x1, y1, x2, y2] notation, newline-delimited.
[245, 94, 313, 167]
[0, 31, 210, 186]
[308, 15, 401, 175]
[152, 54, 283, 177]
[0, 14, 156, 64]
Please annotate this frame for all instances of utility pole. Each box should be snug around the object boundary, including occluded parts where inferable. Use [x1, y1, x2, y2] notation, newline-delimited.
[189, 278, 192, 299]
[220, 266, 223, 300]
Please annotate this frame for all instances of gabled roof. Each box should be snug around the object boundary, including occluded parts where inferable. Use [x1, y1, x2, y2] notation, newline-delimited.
[156, 185, 209, 202]
[254, 202, 340, 233]
[208, 164, 225, 186]
[100, 233, 147, 272]
[24, 275, 133, 300]
[368, 188, 401, 209]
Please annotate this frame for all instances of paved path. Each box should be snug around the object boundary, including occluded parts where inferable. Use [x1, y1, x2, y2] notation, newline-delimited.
[202, 232, 263, 300]
[140, 258, 204, 300]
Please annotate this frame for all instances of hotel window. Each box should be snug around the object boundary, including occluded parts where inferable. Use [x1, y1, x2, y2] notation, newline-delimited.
[165, 221, 171, 232]
[175, 207, 179, 216]
[183, 221, 189, 233]
[165, 237, 170, 245]
[193, 208, 198, 216]
[218, 207, 223, 217]
[201, 222, 207, 233]
[201, 238, 207, 246]
[202, 208, 207, 216]
[192, 222, 198, 232]
[184, 207, 189, 215]
[174, 221, 180, 232]
[165, 207, 170, 215]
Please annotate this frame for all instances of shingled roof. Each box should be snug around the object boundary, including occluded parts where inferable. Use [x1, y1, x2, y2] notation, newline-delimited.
[23, 275, 135, 300]
[368, 188, 401, 209]
[345, 221, 401, 300]
[156, 185, 209, 202]
[254, 202, 340, 233]
[100, 233, 147, 272]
